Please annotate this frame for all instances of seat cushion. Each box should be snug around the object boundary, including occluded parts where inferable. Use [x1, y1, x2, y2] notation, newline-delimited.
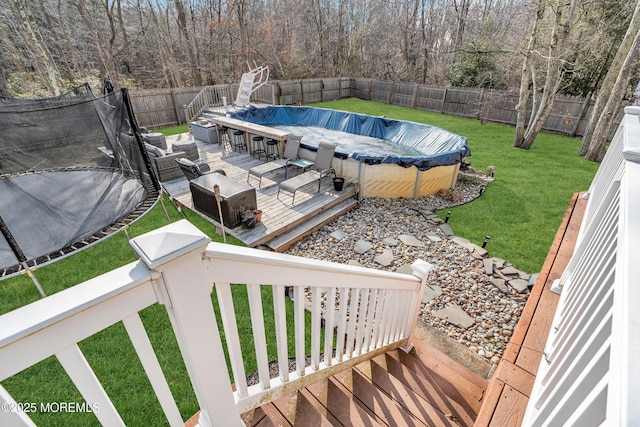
[144, 142, 166, 158]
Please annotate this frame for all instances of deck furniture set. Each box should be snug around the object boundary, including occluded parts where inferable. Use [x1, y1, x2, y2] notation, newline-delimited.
[177, 118, 339, 230]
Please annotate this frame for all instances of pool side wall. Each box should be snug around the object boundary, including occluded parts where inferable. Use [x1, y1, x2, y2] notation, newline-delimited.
[298, 147, 460, 199]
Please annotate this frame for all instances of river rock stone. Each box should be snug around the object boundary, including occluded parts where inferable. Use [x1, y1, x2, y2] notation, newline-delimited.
[283, 170, 528, 361]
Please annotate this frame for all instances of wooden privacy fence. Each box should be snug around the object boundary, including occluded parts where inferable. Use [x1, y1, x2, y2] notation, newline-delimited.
[129, 77, 618, 137]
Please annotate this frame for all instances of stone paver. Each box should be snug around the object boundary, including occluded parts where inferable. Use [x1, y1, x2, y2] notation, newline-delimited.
[439, 223, 454, 236]
[398, 234, 424, 247]
[434, 304, 475, 329]
[489, 278, 509, 294]
[500, 266, 520, 275]
[382, 237, 399, 246]
[472, 244, 488, 257]
[518, 271, 531, 281]
[330, 230, 349, 241]
[422, 284, 443, 303]
[483, 258, 494, 275]
[374, 249, 394, 266]
[451, 236, 474, 251]
[354, 239, 373, 254]
[425, 233, 442, 242]
[396, 264, 414, 275]
[508, 278, 529, 293]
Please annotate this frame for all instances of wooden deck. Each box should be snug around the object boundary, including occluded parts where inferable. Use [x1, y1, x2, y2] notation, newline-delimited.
[185, 338, 489, 427]
[474, 192, 587, 426]
[162, 134, 357, 249]
[241, 340, 489, 427]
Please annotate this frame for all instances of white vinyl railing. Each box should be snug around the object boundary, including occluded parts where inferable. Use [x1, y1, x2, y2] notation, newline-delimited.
[184, 83, 277, 125]
[0, 220, 431, 426]
[184, 85, 238, 124]
[523, 106, 640, 426]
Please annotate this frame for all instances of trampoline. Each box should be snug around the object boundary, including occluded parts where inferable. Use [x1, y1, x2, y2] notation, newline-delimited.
[0, 88, 159, 280]
[230, 106, 470, 198]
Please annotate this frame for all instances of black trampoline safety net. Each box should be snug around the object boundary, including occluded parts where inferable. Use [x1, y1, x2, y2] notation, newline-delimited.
[0, 87, 159, 279]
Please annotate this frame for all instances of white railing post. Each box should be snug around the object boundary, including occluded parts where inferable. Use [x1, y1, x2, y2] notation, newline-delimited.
[130, 220, 243, 427]
[402, 260, 434, 352]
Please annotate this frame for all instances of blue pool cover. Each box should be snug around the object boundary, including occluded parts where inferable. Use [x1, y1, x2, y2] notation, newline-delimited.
[230, 106, 470, 171]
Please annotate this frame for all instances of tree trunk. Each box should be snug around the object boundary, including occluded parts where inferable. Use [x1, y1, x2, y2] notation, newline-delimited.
[148, 0, 184, 88]
[14, 0, 65, 95]
[514, 0, 578, 150]
[514, 0, 543, 148]
[581, 0, 640, 156]
[453, 0, 470, 51]
[175, 0, 202, 86]
[585, 27, 640, 162]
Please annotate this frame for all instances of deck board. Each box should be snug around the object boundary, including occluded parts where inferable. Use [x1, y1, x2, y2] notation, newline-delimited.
[162, 134, 356, 247]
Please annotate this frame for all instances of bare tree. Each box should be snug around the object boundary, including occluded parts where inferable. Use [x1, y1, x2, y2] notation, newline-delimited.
[514, 0, 582, 149]
[453, 0, 471, 51]
[13, 0, 66, 95]
[175, 0, 202, 86]
[580, 0, 640, 158]
[585, 27, 640, 161]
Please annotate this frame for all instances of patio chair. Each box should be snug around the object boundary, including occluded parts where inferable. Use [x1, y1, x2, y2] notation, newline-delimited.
[176, 157, 223, 181]
[144, 142, 187, 181]
[277, 141, 336, 205]
[246, 134, 302, 188]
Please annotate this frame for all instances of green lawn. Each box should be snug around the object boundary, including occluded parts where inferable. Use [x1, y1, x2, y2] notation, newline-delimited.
[310, 99, 599, 273]
[0, 99, 599, 424]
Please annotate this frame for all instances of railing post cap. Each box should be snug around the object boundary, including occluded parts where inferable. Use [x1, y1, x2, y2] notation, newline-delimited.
[624, 106, 640, 116]
[130, 219, 211, 270]
[410, 259, 434, 280]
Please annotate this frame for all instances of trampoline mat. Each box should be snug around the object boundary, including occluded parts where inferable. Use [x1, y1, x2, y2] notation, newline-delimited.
[0, 169, 146, 270]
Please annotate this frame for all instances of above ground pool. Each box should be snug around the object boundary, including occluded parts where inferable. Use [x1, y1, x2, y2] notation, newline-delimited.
[230, 106, 470, 199]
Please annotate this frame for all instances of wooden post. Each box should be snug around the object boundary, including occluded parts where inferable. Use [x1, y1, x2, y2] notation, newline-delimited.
[412, 83, 420, 109]
[571, 96, 592, 137]
[299, 81, 303, 105]
[130, 220, 243, 427]
[170, 89, 182, 125]
[388, 81, 394, 104]
[440, 87, 448, 113]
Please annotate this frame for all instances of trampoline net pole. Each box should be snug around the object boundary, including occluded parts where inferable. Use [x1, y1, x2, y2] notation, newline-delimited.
[0, 215, 47, 297]
[0, 215, 26, 263]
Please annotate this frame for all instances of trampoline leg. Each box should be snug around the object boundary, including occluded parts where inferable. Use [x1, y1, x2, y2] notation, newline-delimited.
[160, 196, 172, 223]
[159, 183, 186, 222]
[25, 267, 47, 298]
[122, 227, 139, 260]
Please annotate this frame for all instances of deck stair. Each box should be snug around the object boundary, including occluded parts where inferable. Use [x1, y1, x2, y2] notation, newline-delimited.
[264, 197, 358, 252]
[239, 338, 488, 427]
